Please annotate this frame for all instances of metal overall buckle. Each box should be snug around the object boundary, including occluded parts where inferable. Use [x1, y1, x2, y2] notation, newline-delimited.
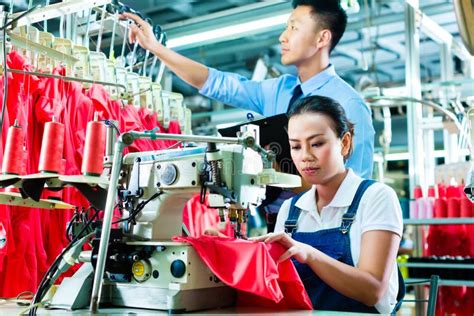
[285, 221, 297, 237]
[340, 215, 354, 234]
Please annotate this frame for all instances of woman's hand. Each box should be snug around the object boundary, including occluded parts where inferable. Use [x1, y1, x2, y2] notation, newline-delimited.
[203, 228, 228, 237]
[120, 12, 160, 52]
[250, 232, 317, 264]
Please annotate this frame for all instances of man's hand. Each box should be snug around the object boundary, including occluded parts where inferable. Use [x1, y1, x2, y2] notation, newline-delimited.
[249, 232, 317, 264]
[120, 12, 160, 52]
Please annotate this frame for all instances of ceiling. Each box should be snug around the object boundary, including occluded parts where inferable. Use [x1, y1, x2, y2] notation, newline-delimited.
[117, 0, 466, 94]
[2, 0, 467, 96]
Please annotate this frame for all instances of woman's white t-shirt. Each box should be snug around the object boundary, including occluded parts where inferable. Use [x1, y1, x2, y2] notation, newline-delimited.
[274, 169, 403, 314]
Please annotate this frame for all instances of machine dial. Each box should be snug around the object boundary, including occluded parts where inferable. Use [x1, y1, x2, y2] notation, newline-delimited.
[160, 163, 178, 186]
[132, 259, 152, 283]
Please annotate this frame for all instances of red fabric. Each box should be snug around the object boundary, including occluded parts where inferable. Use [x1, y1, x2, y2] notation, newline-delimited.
[165, 120, 181, 148]
[182, 194, 220, 237]
[0, 52, 48, 296]
[173, 235, 312, 310]
[182, 194, 235, 238]
[0, 50, 186, 297]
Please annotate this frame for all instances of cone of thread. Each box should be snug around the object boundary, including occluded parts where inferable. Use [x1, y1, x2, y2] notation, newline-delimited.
[81, 120, 106, 176]
[38, 121, 65, 173]
[2, 124, 24, 175]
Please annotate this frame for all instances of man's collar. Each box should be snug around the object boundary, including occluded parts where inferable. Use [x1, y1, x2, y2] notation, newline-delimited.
[296, 64, 337, 95]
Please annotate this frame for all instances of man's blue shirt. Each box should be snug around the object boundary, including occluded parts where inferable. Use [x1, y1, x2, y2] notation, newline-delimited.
[199, 65, 375, 178]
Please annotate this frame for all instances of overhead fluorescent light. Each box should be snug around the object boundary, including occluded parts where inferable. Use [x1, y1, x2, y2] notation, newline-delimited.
[168, 13, 290, 49]
[340, 0, 360, 14]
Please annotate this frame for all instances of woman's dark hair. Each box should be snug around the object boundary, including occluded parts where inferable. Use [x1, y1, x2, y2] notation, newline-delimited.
[287, 95, 355, 158]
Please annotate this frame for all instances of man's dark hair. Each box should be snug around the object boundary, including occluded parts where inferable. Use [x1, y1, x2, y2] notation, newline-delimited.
[292, 0, 347, 52]
[288, 95, 354, 159]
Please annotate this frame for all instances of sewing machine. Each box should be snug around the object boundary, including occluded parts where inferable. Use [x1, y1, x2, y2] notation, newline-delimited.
[49, 126, 300, 313]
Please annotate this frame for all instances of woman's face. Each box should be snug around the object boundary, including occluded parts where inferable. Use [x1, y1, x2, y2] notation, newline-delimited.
[288, 112, 350, 185]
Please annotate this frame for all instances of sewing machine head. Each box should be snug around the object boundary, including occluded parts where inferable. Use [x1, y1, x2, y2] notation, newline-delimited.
[117, 128, 300, 240]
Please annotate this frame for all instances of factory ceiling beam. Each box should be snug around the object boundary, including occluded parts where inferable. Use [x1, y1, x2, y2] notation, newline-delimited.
[8, 0, 111, 27]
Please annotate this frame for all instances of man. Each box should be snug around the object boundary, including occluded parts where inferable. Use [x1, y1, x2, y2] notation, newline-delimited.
[123, 0, 374, 178]
[122, 1, 374, 230]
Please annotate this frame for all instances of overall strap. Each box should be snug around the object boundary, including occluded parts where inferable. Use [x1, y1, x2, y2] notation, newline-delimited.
[284, 191, 307, 236]
[340, 179, 376, 234]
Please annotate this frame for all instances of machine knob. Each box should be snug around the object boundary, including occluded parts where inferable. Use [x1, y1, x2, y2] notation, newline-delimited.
[160, 163, 178, 186]
[170, 259, 186, 278]
[132, 259, 152, 283]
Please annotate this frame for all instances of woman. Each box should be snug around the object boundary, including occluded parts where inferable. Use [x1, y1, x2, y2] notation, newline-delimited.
[250, 95, 404, 314]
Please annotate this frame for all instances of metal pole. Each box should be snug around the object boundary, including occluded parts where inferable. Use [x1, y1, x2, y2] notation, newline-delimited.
[83, 8, 92, 47]
[109, 12, 118, 59]
[6, 68, 127, 91]
[89, 138, 127, 312]
[96, 4, 107, 53]
[405, 1, 425, 195]
[128, 131, 242, 144]
[405, 7, 427, 313]
[440, 43, 458, 165]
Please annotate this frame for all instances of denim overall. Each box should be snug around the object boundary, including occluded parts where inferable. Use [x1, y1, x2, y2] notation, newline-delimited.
[284, 180, 405, 314]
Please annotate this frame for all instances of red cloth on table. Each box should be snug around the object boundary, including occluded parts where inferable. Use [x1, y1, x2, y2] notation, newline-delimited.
[181, 194, 234, 238]
[172, 235, 312, 310]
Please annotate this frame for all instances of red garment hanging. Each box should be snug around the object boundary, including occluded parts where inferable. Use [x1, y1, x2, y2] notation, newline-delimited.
[165, 120, 181, 148]
[172, 235, 312, 310]
[0, 51, 188, 297]
[0, 51, 48, 296]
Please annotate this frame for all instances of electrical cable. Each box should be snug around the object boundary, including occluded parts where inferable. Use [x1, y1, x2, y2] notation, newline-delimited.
[29, 207, 99, 315]
[165, 141, 183, 150]
[113, 191, 162, 224]
[65, 208, 79, 242]
[102, 119, 121, 136]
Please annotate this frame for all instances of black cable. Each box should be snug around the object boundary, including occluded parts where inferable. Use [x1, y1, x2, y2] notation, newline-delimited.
[0, 11, 8, 140]
[102, 119, 121, 136]
[65, 208, 81, 242]
[30, 208, 98, 315]
[113, 191, 162, 224]
[29, 207, 100, 315]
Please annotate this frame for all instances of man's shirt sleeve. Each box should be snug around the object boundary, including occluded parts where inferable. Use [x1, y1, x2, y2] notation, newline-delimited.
[344, 98, 375, 179]
[199, 67, 272, 115]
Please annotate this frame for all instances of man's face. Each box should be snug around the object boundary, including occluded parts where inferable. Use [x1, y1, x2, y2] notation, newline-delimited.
[279, 5, 322, 66]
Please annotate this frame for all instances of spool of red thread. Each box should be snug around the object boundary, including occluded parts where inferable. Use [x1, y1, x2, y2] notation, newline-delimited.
[81, 115, 106, 176]
[460, 197, 473, 218]
[2, 122, 24, 175]
[446, 185, 461, 198]
[38, 118, 65, 173]
[447, 197, 460, 218]
[434, 198, 447, 218]
[427, 186, 436, 198]
[414, 186, 423, 199]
